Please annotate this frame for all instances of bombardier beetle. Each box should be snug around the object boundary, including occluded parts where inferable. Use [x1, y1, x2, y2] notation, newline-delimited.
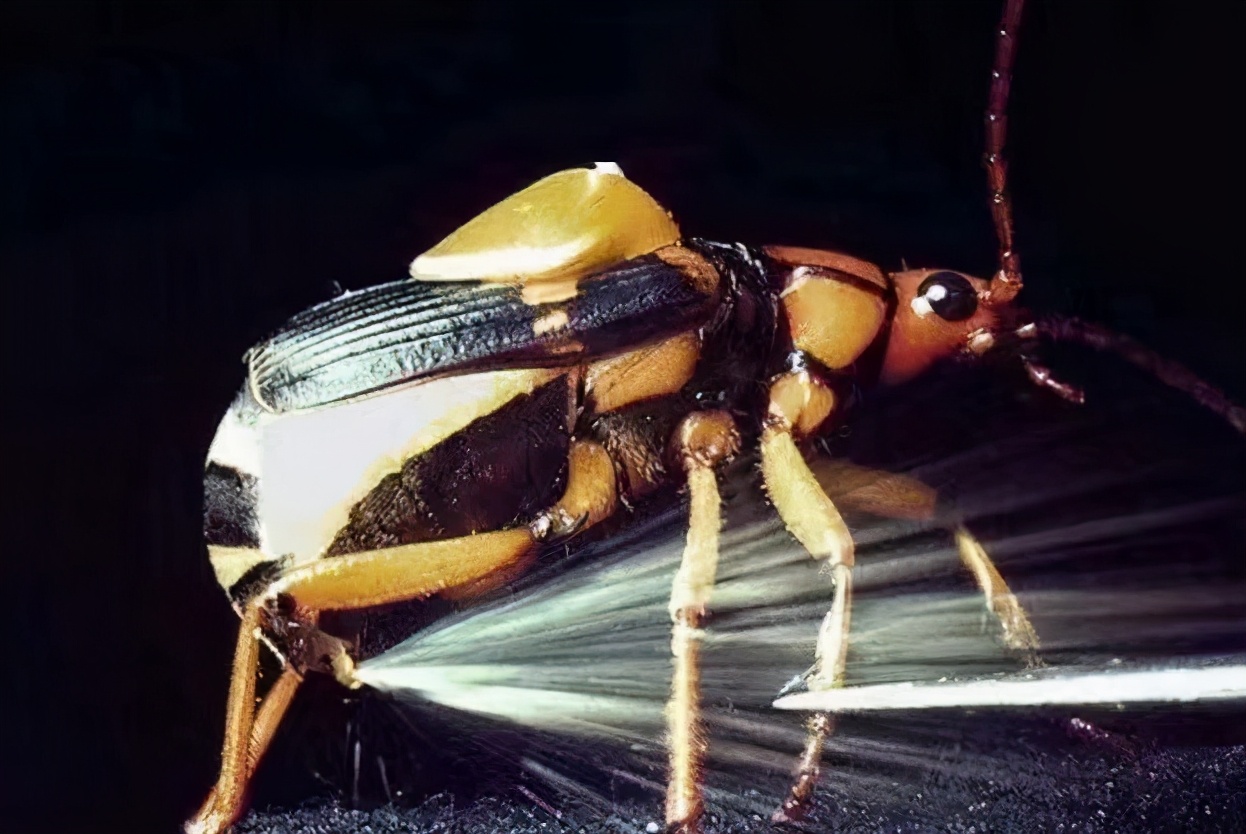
[188, 1, 1246, 832]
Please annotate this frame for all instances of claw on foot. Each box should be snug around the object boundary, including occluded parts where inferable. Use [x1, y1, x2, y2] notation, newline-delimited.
[772, 779, 817, 824]
[773, 712, 834, 823]
[184, 799, 228, 834]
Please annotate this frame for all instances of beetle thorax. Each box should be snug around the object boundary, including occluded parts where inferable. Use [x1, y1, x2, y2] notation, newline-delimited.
[765, 246, 891, 374]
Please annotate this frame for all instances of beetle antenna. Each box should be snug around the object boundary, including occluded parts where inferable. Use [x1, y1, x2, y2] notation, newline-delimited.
[1030, 316, 1246, 435]
[983, 0, 1026, 306]
[1020, 355, 1084, 404]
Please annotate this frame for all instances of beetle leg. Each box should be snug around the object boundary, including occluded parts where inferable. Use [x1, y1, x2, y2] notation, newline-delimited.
[771, 562, 853, 821]
[762, 426, 854, 822]
[815, 460, 1040, 663]
[532, 439, 620, 540]
[954, 525, 1041, 665]
[817, 459, 1040, 663]
[185, 605, 264, 834]
[759, 457, 1041, 820]
[187, 667, 302, 834]
[269, 439, 618, 615]
[812, 458, 938, 521]
[664, 411, 741, 834]
[243, 667, 303, 775]
[263, 528, 536, 614]
[757, 372, 855, 823]
[190, 440, 619, 834]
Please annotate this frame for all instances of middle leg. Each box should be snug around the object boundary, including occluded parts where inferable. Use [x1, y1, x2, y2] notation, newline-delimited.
[664, 410, 741, 833]
[766, 440, 1044, 819]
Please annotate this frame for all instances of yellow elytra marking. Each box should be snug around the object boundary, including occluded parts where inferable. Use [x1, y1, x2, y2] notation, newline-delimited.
[532, 309, 570, 336]
[410, 163, 680, 289]
[208, 545, 271, 592]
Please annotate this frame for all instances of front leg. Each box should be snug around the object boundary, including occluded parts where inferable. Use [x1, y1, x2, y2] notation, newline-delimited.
[763, 419, 1044, 820]
[818, 458, 1041, 663]
[757, 370, 856, 823]
[954, 526, 1040, 664]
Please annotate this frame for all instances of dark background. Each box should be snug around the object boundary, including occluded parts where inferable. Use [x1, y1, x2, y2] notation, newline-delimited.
[2, 1, 1244, 833]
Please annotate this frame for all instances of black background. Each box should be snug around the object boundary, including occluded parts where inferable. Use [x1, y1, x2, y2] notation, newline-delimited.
[2, 2, 1244, 833]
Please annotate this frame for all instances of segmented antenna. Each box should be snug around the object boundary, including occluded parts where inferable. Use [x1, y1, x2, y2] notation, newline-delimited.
[983, 0, 1026, 305]
[1036, 316, 1246, 435]
[985, 1, 1245, 435]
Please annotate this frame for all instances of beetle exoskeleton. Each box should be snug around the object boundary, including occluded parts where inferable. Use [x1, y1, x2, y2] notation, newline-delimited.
[188, 3, 1245, 832]
[191, 156, 1018, 834]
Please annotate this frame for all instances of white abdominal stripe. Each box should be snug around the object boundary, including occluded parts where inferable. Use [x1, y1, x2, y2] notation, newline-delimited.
[203, 369, 560, 574]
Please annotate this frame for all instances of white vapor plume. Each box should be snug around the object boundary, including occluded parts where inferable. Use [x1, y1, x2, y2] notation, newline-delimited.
[356, 462, 1244, 753]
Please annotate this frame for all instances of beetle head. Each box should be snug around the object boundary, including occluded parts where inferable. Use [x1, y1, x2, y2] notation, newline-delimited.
[879, 267, 1087, 402]
[879, 268, 1006, 386]
[873, 1, 1090, 399]
[874, 0, 1241, 431]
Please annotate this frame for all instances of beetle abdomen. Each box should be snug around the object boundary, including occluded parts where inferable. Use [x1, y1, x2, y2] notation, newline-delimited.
[204, 462, 261, 549]
[326, 373, 574, 555]
[202, 368, 568, 593]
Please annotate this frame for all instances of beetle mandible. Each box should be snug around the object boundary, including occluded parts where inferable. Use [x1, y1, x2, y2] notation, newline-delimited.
[187, 1, 1246, 831]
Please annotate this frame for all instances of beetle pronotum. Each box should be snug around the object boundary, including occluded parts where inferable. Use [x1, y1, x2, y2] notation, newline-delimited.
[188, 1, 1245, 831]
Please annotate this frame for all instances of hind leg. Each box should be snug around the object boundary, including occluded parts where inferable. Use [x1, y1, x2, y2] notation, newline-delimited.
[186, 527, 543, 834]
[187, 667, 302, 834]
[187, 440, 619, 834]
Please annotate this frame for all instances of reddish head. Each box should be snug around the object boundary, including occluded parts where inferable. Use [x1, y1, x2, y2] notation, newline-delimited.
[879, 268, 1004, 386]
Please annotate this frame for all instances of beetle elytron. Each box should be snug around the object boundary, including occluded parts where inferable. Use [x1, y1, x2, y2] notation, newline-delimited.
[188, 1, 1245, 831]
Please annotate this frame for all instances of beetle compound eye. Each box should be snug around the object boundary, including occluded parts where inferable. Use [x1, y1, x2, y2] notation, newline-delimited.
[916, 272, 978, 321]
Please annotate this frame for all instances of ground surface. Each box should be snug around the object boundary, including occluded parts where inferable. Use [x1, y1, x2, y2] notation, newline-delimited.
[235, 732, 1246, 833]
